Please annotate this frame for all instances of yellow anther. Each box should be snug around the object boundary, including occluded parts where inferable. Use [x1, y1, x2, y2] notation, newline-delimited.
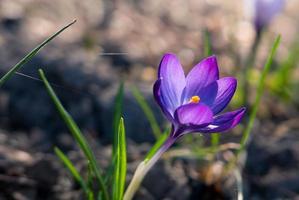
[189, 95, 200, 103]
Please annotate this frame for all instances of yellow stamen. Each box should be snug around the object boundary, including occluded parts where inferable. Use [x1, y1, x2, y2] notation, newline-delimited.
[189, 95, 200, 103]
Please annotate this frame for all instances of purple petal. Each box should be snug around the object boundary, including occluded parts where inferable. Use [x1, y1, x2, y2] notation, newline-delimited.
[196, 107, 246, 133]
[153, 79, 175, 122]
[191, 77, 237, 114]
[203, 77, 237, 114]
[183, 56, 219, 102]
[174, 103, 213, 126]
[254, 0, 285, 31]
[158, 53, 186, 114]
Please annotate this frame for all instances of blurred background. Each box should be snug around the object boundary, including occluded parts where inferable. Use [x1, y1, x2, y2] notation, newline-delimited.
[0, 0, 299, 199]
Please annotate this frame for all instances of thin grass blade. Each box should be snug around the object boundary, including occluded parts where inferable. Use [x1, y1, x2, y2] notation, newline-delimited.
[211, 133, 220, 150]
[112, 82, 124, 155]
[54, 147, 89, 196]
[104, 82, 124, 186]
[131, 86, 162, 139]
[144, 130, 168, 162]
[112, 117, 127, 200]
[238, 35, 281, 153]
[39, 69, 109, 200]
[86, 161, 95, 200]
[203, 29, 213, 57]
[203, 32, 220, 151]
[0, 20, 76, 87]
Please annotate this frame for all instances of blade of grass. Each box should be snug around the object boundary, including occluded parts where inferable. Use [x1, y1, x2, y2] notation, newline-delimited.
[203, 31, 221, 152]
[144, 130, 169, 162]
[39, 69, 109, 200]
[131, 86, 162, 139]
[88, 191, 94, 200]
[211, 133, 220, 150]
[203, 29, 212, 57]
[242, 30, 263, 107]
[104, 82, 124, 186]
[103, 156, 116, 185]
[112, 117, 127, 200]
[112, 82, 124, 156]
[0, 20, 76, 87]
[86, 161, 95, 200]
[238, 35, 281, 153]
[225, 35, 281, 173]
[54, 147, 90, 196]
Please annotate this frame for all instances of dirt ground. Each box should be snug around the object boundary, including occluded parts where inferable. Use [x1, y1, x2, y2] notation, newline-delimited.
[0, 0, 299, 199]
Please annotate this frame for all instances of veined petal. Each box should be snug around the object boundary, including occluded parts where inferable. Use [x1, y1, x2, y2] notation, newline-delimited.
[158, 53, 186, 114]
[174, 103, 213, 126]
[183, 55, 219, 102]
[153, 79, 175, 122]
[205, 77, 237, 114]
[196, 107, 246, 133]
[193, 77, 237, 114]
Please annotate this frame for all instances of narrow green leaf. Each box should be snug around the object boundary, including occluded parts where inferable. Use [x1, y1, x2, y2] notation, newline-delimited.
[131, 86, 162, 139]
[238, 35, 281, 153]
[104, 82, 124, 187]
[103, 156, 116, 185]
[119, 118, 127, 199]
[211, 133, 220, 149]
[202, 30, 220, 151]
[87, 161, 95, 200]
[54, 147, 89, 196]
[112, 117, 127, 200]
[88, 191, 94, 200]
[112, 82, 124, 156]
[203, 29, 213, 57]
[0, 20, 76, 87]
[38, 69, 109, 200]
[144, 130, 168, 162]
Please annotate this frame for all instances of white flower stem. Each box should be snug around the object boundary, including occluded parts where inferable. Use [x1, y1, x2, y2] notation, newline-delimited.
[123, 137, 175, 200]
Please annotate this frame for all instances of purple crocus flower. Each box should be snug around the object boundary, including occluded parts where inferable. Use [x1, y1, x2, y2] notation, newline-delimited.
[123, 53, 245, 200]
[153, 53, 245, 141]
[251, 0, 285, 33]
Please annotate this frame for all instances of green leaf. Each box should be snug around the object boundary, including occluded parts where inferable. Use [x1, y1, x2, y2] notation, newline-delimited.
[86, 161, 95, 200]
[131, 86, 162, 139]
[103, 156, 116, 186]
[203, 29, 213, 57]
[238, 35, 281, 153]
[211, 133, 220, 149]
[144, 130, 168, 162]
[88, 191, 94, 200]
[0, 20, 76, 87]
[112, 117, 127, 200]
[203, 29, 219, 150]
[104, 82, 124, 187]
[54, 147, 90, 196]
[112, 82, 124, 156]
[38, 69, 109, 200]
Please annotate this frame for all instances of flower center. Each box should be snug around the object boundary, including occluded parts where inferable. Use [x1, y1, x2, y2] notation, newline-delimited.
[189, 95, 200, 104]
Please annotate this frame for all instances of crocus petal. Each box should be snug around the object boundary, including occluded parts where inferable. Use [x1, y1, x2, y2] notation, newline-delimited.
[153, 79, 175, 122]
[196, 107, 246, 133]
[183, 56, 219, 102]
[158, 53, 186, 114]
[193, 77, 237, 114]
[253, 0, 285, 31]
[200, 77, 237, 114]
[174, 103, 213, 126]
